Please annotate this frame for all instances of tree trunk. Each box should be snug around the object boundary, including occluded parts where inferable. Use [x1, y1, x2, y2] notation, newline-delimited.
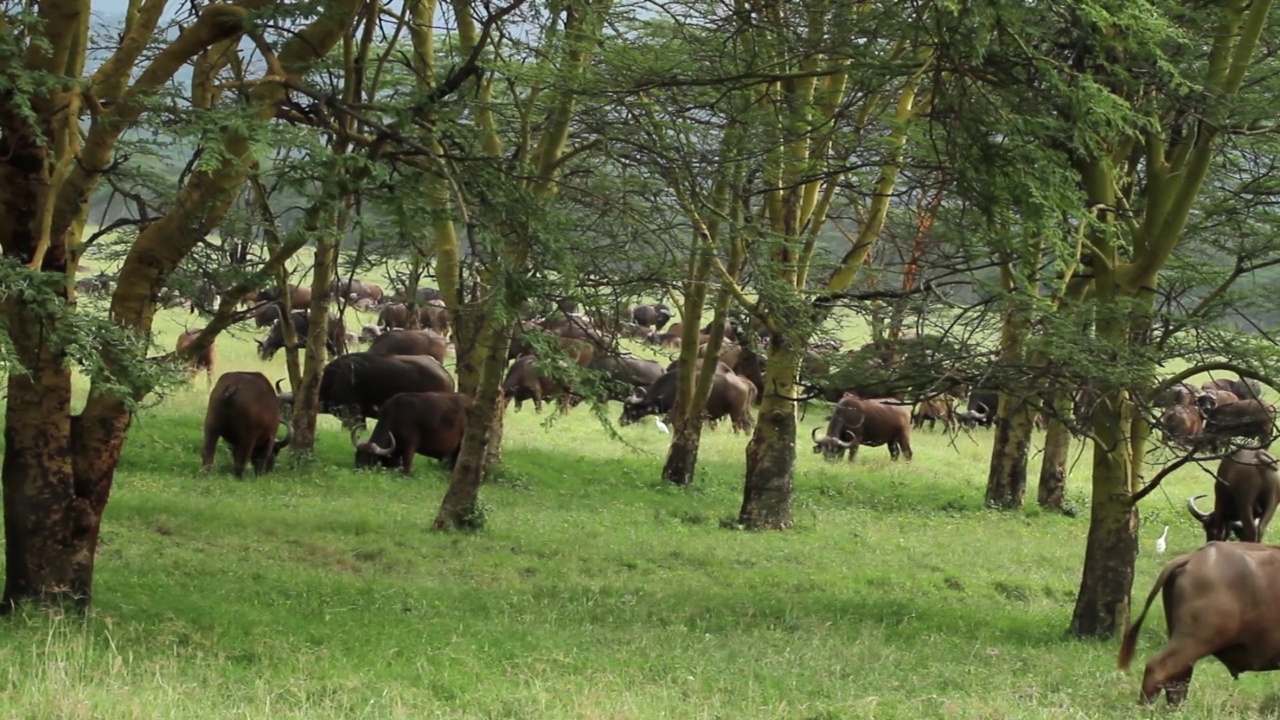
[1038, 403, 1071, 511]
[434, 310, 513, 530]
[290, 234, 339, 456]
[984, 394, 1033, 509]
[738, 343, 798, 530]
[1069, 396, 1138, 638]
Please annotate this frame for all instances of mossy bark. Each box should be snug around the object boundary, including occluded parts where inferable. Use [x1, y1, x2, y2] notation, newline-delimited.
[1069, 395, 1138, 637]
[291, 233, 339, 456]
[738, 344, 798, 529]
[984, 394, 1034, 509]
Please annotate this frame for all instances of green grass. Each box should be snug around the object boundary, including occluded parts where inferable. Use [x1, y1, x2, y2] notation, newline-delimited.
[0, 306, 1274, 719]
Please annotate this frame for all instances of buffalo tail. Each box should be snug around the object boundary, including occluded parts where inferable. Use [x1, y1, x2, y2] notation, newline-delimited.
[1118, 554, 1193, 670]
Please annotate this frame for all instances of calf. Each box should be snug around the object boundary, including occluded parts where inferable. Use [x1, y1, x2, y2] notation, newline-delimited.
[502, 354, 576, 413]
[911, 397, 954, 433]
[202, 372, 292, 477]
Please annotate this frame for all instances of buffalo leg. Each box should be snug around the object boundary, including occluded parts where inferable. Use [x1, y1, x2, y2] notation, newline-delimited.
[400, 446, 416, 474]
[230, 443, 251, 479]
[899, 434, 913, 462]
[1139, 647, 1200, 706]
[889, 441, 900, 461]
[200, 431, 219, 473]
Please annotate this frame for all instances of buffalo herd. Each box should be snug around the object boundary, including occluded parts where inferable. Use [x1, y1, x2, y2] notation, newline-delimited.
[175, 277, 1280, 707]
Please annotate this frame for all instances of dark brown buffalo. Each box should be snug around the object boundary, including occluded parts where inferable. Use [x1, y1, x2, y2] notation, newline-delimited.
[1158, 404, 1204, 447]
[911, 397, 954, 433]
[502, 354, 577, 413]
[1187, 449, 1280, 543]
[590, 354, 664, 401]
[257, 311, 347, 360]
[1118, 542, 1280, 705]
[202, 372, 292, 477]
[1202, 377, 1263, 401]
[367, 329, 449, 362]
[1197, 393, 1274, 449]
[278, 352, 455, 429]
[619, 368, 755, 432]
[351, 391, 471, 472]
[175, 327, 215, 386]
[1156, 381, 1198, 408]
[632, 303, 673, 330]
[956, 390, 998, 429]
[812, 394, 913, 462]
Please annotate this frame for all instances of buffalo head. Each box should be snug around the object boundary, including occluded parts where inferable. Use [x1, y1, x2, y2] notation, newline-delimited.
[1186, 493, 1253, 542]
[619, 391, 652, 426]
[352, 427, 398, 469]
[811, 426, 853, 461]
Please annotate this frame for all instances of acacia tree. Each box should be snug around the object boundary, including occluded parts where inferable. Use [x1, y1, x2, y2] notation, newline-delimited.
[726, 1, 933, 529]
[929, 0, 1276, 636]
[0, 0, 363, 610]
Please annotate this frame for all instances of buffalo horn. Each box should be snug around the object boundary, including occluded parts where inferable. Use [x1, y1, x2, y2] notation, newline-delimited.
[811, 426, 822, 442]
[275, 378, 287, 394]
[275, 420, 293, 449]
[367, 433, 396, 457]
[349, 427, 364, 449]
[277, 391, 294, 403]
[1186, 494, 1211, 522]
[972, 402, 989, 419]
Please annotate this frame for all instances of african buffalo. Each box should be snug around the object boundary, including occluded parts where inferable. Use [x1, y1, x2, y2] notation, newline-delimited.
[502, 354, 578, 413]
[590, 354, 664, 401]
[257, 311, 348, 360]
[367, 329, 449, 362]
[812, 394, 913, 462]
[619, 368, 755, 432]
[258, 284, 312, 308]
[1156, 381, 1198, 408]
[1203, 377, 1263, 401]
[956, 390, 998, 429]
[912, 397, 954, 433]
[632, 303, 673, 330]
[202, 372, 292, 477]
[377, 302, 449, 333]
[1197, 393, 1275, 450]
[352, 391, 471, 472]
[1158, 404, 1204, 447]
[1187, 449, 1280, 543]
[175, 327, 215, 386]
[278, 353, 455, 429]
[1119, 542, 1280, 705]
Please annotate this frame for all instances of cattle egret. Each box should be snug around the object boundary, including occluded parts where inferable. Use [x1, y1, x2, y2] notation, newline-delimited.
[1156, 525, 1169, 554]
[655, 417, 670, 434]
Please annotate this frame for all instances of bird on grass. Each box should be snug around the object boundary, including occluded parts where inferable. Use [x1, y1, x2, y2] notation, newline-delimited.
[1156, 525, 1169, 554]
[655, 417, 669, 434]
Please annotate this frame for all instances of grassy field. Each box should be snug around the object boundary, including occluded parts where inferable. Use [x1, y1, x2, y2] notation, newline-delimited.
[0, 252, 1273, 718]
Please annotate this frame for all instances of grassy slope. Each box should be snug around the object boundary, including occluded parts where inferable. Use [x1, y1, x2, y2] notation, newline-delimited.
[0, 256, 1273, 718]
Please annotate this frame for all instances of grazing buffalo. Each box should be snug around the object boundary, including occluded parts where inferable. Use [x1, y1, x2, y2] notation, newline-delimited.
[590, 354, 664, 401]
[632, 303, 673, 330]
[1158, 404, 1204, 447]
[257, 311, 348, 360]
[956, 390, 998, 429]
[1197, 393, 1275, 450]
[352, 391, 471, 472]
[367, 329, 449, 362]
[812, 394, 913, 462]
[1187, 449, 1280, 543]
[1203, 377, 1263, 401]
[619, 368, 755, 432]
[278, 353, 455, 429]
[502, 355, 577, 413]
[175, 327, 215, 386]
[912, 397, 954, 433]
[1118, 542, 1280, 706]
[202, 372, 292, 477]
